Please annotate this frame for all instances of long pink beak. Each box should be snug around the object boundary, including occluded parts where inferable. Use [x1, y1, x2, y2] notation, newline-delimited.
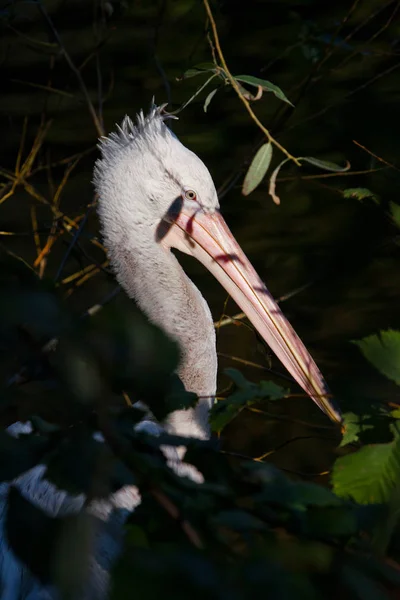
[164, 207, 342, 425]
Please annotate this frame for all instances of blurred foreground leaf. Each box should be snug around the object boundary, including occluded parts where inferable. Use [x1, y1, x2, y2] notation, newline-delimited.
[343, 188, 379, 203]
[0, 430, 50, 482]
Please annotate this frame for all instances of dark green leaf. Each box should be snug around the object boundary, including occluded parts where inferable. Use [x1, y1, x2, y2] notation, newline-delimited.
[341, 565, 390, 600]
[31, 416, 62, 434]
[242, 143, 273, 196]
[125, 524, 150, 548]
[0, 430, 50, 482]
[89, 305, 180, 414]
[292, 482, 342, 507]
[45, 428, 112, 496]
[210, 369, 287, 433]
[343, 188, 379, 203]
[234, 75, 294, 106]
[305, 506, 357, 538]
[353, 330, 400, 385]
[182, 63, 217, 79]
[299, 156, 350, 172]
[213, 509, 267, 532]
[390, 202, 400, 229]
[6, 486, 60, 583]
[7, 487, 94, 596]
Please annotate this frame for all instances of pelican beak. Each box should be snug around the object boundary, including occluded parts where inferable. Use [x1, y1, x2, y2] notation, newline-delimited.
[164, 207, 342, 425]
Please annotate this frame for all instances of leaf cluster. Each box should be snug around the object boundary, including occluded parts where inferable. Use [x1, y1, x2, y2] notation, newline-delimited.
[0, 251, 400, 599]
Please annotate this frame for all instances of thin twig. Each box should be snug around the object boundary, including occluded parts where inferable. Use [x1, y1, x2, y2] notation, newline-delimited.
[55, 204, 94, 282]
[202, 0, 299, 165]
[245, 406, 336, 430]
[36, 1, 104, 137]
[352, 141, 400, 171]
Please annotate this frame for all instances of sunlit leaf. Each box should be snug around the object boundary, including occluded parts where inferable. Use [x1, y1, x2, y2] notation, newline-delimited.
[299, 156, 350, 172]
[340, 412, 374, 447]
[203, 88, 218, 112]
[343, 188, 379, 203]
[242, 142, 273, 196]
[332, 435, 400, 504]
[234, 75, 294, 106]
[353, 330, 400, 385]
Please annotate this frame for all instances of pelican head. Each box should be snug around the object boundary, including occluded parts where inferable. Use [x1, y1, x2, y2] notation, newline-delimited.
[94, 105, 342, 430]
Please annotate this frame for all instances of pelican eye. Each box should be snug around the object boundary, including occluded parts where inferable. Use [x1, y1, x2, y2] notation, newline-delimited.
[184, 189, 197, 201]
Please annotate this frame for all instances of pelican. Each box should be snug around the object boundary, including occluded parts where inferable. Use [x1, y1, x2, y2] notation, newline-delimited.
[0, 105, 342, 600]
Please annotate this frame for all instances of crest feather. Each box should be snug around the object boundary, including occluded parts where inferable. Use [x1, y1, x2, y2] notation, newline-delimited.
[97, 104, 178, 159]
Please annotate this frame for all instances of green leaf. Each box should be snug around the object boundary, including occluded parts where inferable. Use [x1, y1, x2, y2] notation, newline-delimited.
[343, 188, 379, 203]
[182, 63, 217, 79]
[164, 374, 199, 417]
[306, 506, 358, 538]
[353, 330, 400, 385]
[6, 486, 60, 583]
[242, 142, 273, 196]
[213, 509, 267, 532]
[340, 412, 374, 447]
[234, 75, 294, 106]
[45, 429, 111, 496]
[210, 368, 287, 433]
[125, 524, 150, 548]
[203, 88, 218, 112]
[298, 156, 350, 172]
[390, 201, 400, 229]
[341, 565, 391, 600]
[258, 380, 288, 400]
[292, 482, 342, 507]
[332, 435, 400, 504]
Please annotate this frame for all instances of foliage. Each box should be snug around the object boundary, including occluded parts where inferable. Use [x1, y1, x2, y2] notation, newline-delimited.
[210, 368, 287, 433]
[0, 253, 399, 598]
[242, 142, 273, 196]
[353, 330, 400, 387]
[333, 435, 400, 504]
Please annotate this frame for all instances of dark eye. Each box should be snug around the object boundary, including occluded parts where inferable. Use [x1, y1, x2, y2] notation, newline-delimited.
[184, 189, 197, 201]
